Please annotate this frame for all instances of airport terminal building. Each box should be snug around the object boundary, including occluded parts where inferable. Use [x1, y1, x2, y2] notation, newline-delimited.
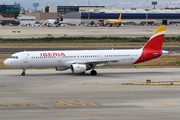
[81, 12, 180, 25]
[1, 4, 180, 25]
[43, 5, 180, 25]
[43, 6, 111, 15]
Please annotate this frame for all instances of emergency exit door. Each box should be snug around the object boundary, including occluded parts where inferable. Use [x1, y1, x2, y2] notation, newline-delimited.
[23, 53, 28, 63]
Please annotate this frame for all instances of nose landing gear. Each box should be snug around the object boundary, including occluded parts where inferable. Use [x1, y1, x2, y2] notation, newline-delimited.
[21, 68, 26, 76]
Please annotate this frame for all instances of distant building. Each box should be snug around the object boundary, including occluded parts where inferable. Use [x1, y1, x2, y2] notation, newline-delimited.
[79, 6, 112, 13]
[42, 6, 180, 25]
[17, 16, 36, 25]
[43, 6, 110, 15]
[24, 12, 58, 23]
[81, 9, 180, 25]
[0, 13, 16, 25]
[0, 5, 20, 18]
[62, 12, 81, 24]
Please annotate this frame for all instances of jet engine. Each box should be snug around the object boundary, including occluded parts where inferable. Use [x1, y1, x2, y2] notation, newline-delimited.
[71, 64, 86, 73]
[55, 67, 69, 71]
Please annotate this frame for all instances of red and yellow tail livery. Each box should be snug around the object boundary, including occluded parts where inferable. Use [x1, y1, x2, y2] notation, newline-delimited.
[134, 26, 168, 64]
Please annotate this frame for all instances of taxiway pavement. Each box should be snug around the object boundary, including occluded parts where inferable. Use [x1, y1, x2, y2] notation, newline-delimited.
[0, 68, 180, 120]
[0, 26, 180, 38]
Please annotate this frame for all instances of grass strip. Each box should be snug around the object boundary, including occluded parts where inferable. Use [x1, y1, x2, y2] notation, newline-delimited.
[0, 36, 180, 43]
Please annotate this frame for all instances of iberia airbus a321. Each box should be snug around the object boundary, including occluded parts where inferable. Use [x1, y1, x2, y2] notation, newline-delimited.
[4, 26, 169, 76]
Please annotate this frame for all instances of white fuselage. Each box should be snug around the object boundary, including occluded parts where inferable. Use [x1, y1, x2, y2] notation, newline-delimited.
[4, 49, 142, 69]
[46, 19, 56, 24]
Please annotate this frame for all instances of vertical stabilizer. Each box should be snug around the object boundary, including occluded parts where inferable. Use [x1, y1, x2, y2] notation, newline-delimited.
[56, 12, 60, 21]
[119, 12, 122, 21]
[134, 26, 167, 64]
[54, 12, 60, 24]
[143, 26, 166, 50]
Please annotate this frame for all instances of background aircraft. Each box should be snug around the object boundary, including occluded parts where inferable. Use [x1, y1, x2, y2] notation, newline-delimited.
[45, 12, 60, 25]
[106, 12, 122, 27]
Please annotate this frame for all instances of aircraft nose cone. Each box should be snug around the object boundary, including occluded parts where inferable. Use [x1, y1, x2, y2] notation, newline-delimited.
[3, 60, 9, 67]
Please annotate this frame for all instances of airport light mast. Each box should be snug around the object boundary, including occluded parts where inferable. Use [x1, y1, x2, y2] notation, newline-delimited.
[33, 3, 39, 12]
[152, 1, 157, 9]
[88, 0, 90, 25]
[146, 0, 148, 31]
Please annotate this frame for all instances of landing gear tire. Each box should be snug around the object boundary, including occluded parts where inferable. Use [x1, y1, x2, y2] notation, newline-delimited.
[21, 72, 26, 76]
[90, 70, 97, 76]
[22, 68, 26, 76]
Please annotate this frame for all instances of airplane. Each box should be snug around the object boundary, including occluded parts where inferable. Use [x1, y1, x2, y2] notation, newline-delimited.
[4, 26, 169, 76]
[106, 12, 122, 27]
[45, 12, 60, 26]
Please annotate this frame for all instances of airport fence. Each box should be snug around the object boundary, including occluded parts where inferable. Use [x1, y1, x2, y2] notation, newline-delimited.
[18, 24, 99, 27]
[17, 24, 180, 27]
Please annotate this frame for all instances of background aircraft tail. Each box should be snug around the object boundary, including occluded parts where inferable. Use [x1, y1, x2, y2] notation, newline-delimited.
[56, 12, 60, 21]
[54, 12, 60, 24]
[119, 12, 122, 21]
[142, 26, 166, 50]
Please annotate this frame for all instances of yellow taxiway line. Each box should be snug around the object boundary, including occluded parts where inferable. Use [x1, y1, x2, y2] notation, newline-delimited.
[0, 92, 63, 120]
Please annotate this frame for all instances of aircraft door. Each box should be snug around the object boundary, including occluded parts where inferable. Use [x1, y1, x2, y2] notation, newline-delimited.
[99, 54, 103, 60]
[58, 56, 62, 62]
[23, 53, 28, 63]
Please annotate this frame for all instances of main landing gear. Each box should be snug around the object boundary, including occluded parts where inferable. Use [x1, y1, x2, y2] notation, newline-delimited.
[22, 68, 26, 76]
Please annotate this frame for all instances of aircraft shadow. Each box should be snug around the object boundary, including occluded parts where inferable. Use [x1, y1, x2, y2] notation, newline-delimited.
[8, 71, 169, 78]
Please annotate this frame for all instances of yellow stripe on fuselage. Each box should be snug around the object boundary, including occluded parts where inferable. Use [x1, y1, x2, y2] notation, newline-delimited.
[152, 26, 166, 37]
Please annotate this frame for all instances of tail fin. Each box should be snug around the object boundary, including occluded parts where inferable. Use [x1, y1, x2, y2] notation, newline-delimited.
[119, 12, 122, 21]
[56, 12, 60, 21]
[143, 26, 166, 50]
[134, 26, 167, 64]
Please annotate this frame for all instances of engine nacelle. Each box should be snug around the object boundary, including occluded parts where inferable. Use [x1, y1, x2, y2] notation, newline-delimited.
[71, 64, 86, 73]
[55, 67, 69, 71]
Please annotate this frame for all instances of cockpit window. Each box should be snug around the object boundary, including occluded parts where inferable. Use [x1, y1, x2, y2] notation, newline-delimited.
[9, 56, 18, 59]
